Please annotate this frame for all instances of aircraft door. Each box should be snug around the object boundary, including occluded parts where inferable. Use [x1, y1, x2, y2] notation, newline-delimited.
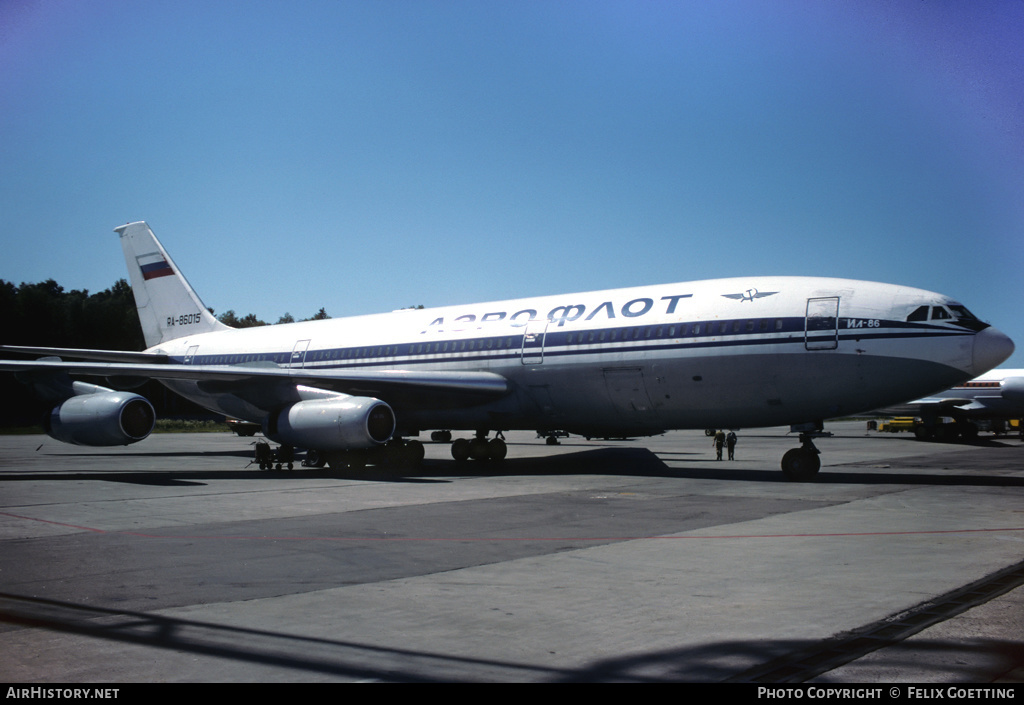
[805, 297, 840, 350]
[290, 339, 311, 367]
[521, 320, 548, 365]
[184, 345, 199, 364]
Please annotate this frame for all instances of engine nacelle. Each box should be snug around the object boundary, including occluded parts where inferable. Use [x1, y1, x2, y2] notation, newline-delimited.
[264, 396, 396, 451]
[46, 392, 156, 446]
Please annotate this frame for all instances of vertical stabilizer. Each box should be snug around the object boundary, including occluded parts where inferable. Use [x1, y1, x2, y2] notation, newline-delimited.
[115, 222, 229, 347]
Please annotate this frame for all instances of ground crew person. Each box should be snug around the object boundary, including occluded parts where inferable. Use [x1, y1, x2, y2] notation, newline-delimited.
[726, 430, 737, 460]
[713, 430, 725, 460]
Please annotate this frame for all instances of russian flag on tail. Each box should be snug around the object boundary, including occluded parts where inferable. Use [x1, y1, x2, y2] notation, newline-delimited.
[138, 254, 174, 280]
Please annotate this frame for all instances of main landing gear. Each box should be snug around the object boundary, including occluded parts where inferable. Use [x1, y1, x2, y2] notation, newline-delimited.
[448, 430, 507, 462]
[781, 423, 831, 482]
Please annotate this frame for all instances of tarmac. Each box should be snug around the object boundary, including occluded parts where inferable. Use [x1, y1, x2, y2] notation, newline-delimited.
[0, 421, 1022, 683]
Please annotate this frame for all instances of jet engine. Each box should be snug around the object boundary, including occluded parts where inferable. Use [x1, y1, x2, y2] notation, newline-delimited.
[263, 395, 395, 450]
[45, 391, 156, 446]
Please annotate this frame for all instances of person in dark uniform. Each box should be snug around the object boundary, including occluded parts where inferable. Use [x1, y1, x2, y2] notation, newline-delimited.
[726, 430, 737, 460]
[713, 430, 725, 460]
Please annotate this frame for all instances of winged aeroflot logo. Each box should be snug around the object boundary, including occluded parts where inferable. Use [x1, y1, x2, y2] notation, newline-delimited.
[721, 288, 779, 302]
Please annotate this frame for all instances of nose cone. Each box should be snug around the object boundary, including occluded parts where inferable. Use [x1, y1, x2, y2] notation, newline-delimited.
[972, 326, 1015, 376]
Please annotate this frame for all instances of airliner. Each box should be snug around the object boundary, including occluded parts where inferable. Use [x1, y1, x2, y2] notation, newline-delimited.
[0, 221, 1014, 481]
[878, 368, 1024, 440]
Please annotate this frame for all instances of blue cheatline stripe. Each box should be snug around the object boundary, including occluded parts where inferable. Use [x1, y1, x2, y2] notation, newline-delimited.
[173, 317, 973, 370]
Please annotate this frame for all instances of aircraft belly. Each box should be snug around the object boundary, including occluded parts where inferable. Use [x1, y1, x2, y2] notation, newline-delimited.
[728, 352, 969, 426]
[533, 349, 975, 431]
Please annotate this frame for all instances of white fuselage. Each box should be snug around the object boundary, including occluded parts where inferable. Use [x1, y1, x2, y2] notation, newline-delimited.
[149, 276, 1009, 437]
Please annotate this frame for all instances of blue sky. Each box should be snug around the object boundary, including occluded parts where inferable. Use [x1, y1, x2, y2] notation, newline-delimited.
[2, 1, 1022, 365]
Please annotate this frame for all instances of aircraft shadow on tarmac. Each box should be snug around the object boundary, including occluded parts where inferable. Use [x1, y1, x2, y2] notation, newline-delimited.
[36, 447, 256, 459]
[1, 591, 1020, 682]
[3, 444, 1024, 488]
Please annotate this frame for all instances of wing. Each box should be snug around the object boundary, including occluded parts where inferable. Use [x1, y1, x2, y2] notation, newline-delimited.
[0, 345, 170, 364]
[0, 357, 509, 412]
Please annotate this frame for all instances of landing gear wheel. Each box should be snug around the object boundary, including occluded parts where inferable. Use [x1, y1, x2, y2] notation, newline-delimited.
[304, 449, 327, 468]
[781, 448, 820, 482]
[406, 440, 425, 464]
[451, 438, 471, 461]
[487, 438, 507, 461]
[469, 437, 490, 460]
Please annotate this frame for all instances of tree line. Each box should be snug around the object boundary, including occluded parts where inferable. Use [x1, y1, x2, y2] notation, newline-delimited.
[0, 278, 330, 426]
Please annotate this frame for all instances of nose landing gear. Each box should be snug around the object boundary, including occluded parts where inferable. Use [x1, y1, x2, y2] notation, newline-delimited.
[781, 424, 831, 482]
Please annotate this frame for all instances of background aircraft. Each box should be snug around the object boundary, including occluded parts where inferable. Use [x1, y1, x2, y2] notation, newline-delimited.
[1, 222, 1014, 481]
[876, 368, 1024, 441]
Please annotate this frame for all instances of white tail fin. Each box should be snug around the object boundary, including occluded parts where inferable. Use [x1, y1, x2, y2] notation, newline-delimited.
[115, 221, 230, 348]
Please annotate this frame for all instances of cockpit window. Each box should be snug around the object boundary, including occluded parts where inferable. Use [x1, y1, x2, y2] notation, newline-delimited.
[949, 304, 989, 331]
[948, 305, 978, 321]
[906, 304, 987, 330]
[907, 306, 929, 322]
